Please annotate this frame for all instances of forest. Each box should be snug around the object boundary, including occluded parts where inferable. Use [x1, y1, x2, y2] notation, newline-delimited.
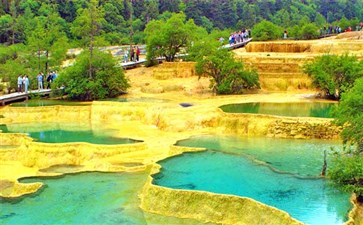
[1, 0, 363, 45]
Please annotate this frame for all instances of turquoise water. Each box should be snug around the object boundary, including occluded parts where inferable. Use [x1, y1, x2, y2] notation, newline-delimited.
[10, 99, 91, 107]
[0, 172, 211, 225]
[176, 135, 341, 177]
[0, 124, 140, 145]
[153, 135, 351, 225]
[219, 102, 337, 118]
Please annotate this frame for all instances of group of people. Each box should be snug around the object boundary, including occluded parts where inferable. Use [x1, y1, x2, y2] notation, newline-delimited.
[320, 25, 343, 35]
[17, 71, 58, 93]
[17, 75, 30, 93]
[228, 29, 251, 45]
[123, 46, 141, 63]
[320, 22, 363, 36]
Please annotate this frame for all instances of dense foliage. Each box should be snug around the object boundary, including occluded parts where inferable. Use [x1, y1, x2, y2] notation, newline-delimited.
[190, 38, 259, 94]
[252, 20, 283, 41]
[303, 54, 363, 99]
[144, 13, 205, 63]
[329, 78, 363, 202]
[334, 78, 363, 152]
[54, 49, 129, 101]
[1, 0, 363, 45]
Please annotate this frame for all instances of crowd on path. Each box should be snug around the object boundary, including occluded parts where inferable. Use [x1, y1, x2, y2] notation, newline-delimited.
[320, 22, 363, 36]
[227, 29, 251, 45]
[123, 46, 141, 63]
[17, 71, 58, 93]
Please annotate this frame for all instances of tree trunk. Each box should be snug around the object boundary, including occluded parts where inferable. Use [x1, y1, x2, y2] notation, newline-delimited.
[45, 50, 49, 73]
[89, 5, 95, 80]
[38, 49, 41, 70]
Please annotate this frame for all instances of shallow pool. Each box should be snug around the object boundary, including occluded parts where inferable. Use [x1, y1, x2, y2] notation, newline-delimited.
[219, 102, 336, 118]
[0, 172, 209, 225]
[10, 99, 91, 107]
[153, 135, 351, 225]
[0, 123, 140, 145]
[176, 135, 341, 177]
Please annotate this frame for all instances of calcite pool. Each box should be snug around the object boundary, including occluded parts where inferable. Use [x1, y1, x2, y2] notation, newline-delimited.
[153, 135, 352, 225]
[220, 102, 336, 118]
[0, 172, 208, 225]
[0, 123, 140, 144]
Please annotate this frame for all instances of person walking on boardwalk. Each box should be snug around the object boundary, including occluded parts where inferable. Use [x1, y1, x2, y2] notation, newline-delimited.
[46, 72, 53, 89]
[136, 46, 140, 61]
[130, 46, 135, 62]
[17, 75, 23, 92]
[123, 49, 129, 63]
[24, 75, 29, 93]
[37, 72, 43, 91]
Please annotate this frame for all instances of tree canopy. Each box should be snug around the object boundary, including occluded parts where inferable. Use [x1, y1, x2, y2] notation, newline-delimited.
[329, 78, 363, 202]
[189, 37, 259, 94]
[54, 49, 129, 101]
[303, 54, 363, 99]
[144, 12, 205, 63]
[1, 0, 363, 45]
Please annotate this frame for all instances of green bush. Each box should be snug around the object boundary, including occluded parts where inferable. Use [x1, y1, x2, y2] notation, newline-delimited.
[303, 54, 363, 99]
[54, 49, 129, 101]
[334, 78, 363, 152]
[329, 78, 363, 203]
[191, 39, 259, 94]
[252, 20, 283, 41]
[300, 23, 319, 39]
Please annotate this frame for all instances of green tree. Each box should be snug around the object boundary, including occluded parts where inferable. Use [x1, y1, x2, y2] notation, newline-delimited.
[0, 44, 31, 92]
[54, 49, 129, 101]
[252, 20, 283, 41]
[71, 0, 106, 79]
[142, 0, 159, 23]
[190, 38, 259, 95]
[144, 12, 204, 63]
[26, 4, 69, 73]
[299, 23, 319, 40]
[303, 54, 363, 99]
[270, 9, 291, 28]
[329, 78, 363, 203]
[334, 78, 363, 152]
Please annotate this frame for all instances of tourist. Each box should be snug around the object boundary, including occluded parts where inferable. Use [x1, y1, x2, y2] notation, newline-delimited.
[46, 72, 53, 89]
[123, 49, 129, 63]
[130, 46, 135, 62]
[24, 75, 29, 93]
[53, 71, 58, 80]
[229, 34, 234, 45]
[17, 74, 22, 92]
[37, 72, 43, 91]
[219, 37, 224, 44]
[283, 30, 288, 39]
[136, 46, 140, 61]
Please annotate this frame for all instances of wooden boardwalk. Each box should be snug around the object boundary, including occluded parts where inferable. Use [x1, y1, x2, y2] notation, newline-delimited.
[120, 38, 253, 69]
[222, 38, 253, 50]
[0, 89, 52, 106]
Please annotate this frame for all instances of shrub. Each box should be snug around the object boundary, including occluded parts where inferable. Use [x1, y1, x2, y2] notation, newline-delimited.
[54, 49, 129, 100]
[252, 20, 283, 41]
[303, 54, 363, 99]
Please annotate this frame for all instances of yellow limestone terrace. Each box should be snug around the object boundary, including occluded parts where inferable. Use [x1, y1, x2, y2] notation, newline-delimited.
[140, 161, 305, 225]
